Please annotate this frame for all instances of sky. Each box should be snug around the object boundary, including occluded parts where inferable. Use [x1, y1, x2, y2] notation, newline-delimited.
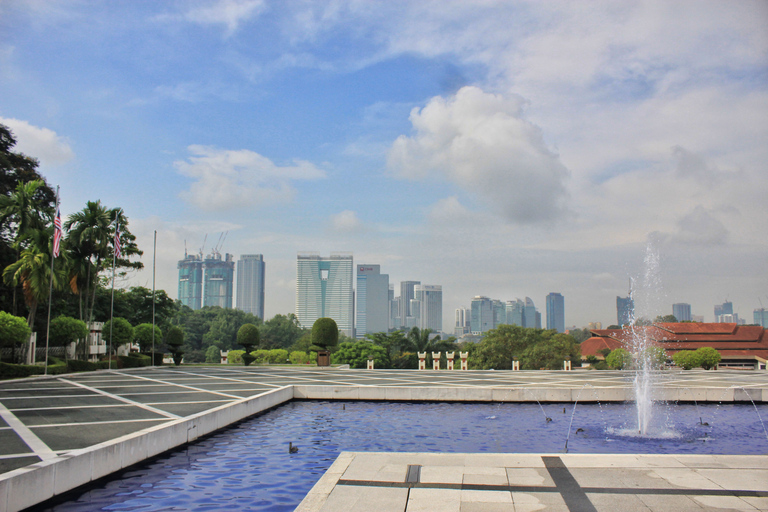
[1, 0, 767, 332]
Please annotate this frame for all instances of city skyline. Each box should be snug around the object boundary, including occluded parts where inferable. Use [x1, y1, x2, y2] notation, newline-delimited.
[2, 2, 765, 329]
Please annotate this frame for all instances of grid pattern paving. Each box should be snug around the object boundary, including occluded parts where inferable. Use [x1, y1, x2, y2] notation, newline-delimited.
[1, 366, 766, 476]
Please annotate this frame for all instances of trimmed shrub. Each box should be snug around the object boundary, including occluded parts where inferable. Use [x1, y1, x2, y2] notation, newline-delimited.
[311, 318, 339, 351]
[266, 348, 289, 364]
[67, 359, 109, 372]
[227, 350, 245, 364]
[696, 347, 721, 370]
[606, 348, 632, 369]
[289, 351, 310, 365]
[118, 353, 151, 368]
[0, 362, 43, 379]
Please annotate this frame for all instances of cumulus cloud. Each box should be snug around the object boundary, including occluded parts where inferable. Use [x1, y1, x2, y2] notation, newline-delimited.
[0, 117, 74, 167]
[175, 145, 325, 211]
[652, 206, 730, 247]
[330, 210, 365, 234]
[388, 86, 570, 224]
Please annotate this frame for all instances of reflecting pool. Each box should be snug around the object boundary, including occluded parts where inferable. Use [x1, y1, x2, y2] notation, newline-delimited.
[35, 400, 768, 511]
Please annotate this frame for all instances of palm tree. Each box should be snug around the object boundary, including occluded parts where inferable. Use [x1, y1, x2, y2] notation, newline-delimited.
[406, 327, 437, 353]
[0, 180, 52, 315]
[2, 225, 68, 327]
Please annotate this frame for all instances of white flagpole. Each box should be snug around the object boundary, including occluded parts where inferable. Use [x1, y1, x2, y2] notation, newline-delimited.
[44, 186, 60, 376]
[108, 210, 121, 370]
[151, 229, 156, 366]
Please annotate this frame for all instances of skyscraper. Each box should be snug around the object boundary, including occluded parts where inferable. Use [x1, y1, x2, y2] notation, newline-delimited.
[177, 253, 203, 310]
[546, 292, 565, 333]
[617, 296, 634, 326]
[399, 281, 420, 328]
[672, 303, 691, 322]
[296, 253, 354, 337]
[203, 252, 235, 308]
[524, 297, 540, 329]
[236, 254, 265, 320]
[356, 264, 389, 338]
[470, 296, 493, 334]
[754, 308, 768, 328]
[415, 285, 442, 333]
[492, 299, 506, 328]
[455, 307, 470, 336]
[714, 301, 733, 322]
[506, 299, 525, 327]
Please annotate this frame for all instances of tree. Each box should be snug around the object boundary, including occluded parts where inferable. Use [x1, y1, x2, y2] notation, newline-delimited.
[49, 316, 88, 348]
[332, 340, 389, 368]
[365, 331, 408, 358]
[655, 315, 678, 323]
[568, 327, 592, 343]
[520, 332, 581, 370]
[133, 323, 162, 353]
[205, 345, 220, 363]
[237, 323, 260, 366]
[405, 327, 436, 353]
[472, 325, 541, 370]
[0, 311, 31, 362]
[696, 347, 721, 370]
[102, 317, 133, 355]
[166, 326, 184, 365]
[641, 345, 668, 369]
[260, 313, 305, 349]
[606, 348, 632, 369]
[672, 350, 701, 370]
[3, 225, 69, 327]
[311, 318, 339, 351]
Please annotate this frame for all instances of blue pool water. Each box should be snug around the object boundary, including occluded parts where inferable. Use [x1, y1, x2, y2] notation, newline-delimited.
[35, 401, 768, 511]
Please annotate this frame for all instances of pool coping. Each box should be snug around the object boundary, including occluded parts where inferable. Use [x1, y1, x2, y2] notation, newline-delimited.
[1, 382, 766, 512]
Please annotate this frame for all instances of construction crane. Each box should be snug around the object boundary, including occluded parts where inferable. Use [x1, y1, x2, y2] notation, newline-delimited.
[200, 234, 207, 259]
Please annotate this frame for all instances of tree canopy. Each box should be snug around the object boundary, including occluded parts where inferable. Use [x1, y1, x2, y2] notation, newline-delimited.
[311, 317, 339, 350]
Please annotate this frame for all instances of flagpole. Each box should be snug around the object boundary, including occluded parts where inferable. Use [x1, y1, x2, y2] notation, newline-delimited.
[108, 210, 121, 371]
[151, 229, 156, 366]
[44, 186, 60, 376]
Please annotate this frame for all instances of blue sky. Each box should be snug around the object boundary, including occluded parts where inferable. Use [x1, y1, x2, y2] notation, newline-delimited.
[1, 0, 767, 331]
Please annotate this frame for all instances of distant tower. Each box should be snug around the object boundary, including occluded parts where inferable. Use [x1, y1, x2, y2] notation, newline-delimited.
[296, 253, 354, 337]
[454, 307, 470, 336]
[178, 253, 203, 310]
[470, 296, 493, 334]
[506, 299, 525, 327]
[672, 303, 691, 322]
[617, 296, 634, 326]
[203, 252, 235, 308]
[356, 264, 389, 338]
[236, 254, 265, 320]
[399, 281, 420, 328]
[546, 293, 565, 333]
[492, 299, 506, 328]
[714, 301, 733, 322]
[524, 297, 540, 329]
[415, 285, 442, 333]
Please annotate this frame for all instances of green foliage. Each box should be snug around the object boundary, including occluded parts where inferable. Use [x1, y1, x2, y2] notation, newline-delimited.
[204, 345, 220, 363]
[390, 352, 418, 369]
[655, 314, 678, 323]
[673, 350, 701, 370]
[237, 323, 260, 350]
[227, 349, 245, 364]
[260, 313, 305, 349]
[118, 353, 151, 368]
[0, 361, 43, 378]
[642, 345, 668, 368]
[165, 325, 184, 365]
[311, 317, 338, 350]
[133, 323, 162, 353]
[520, 332, 581, 370]
[568, 328, 592, 343]
[0, 311, 31, 348]
[103, 317, 134, 351]
[696, 347, 721, 370]
[67, 359, 109, 372]
[289, 351, 310, 364]
[242, 353, 256, 366]
[472, 326, 578, 370]
[265, 348, 290, 364]
[331, 340, 389, 368]
[49, 316, 88, 347]
[598, 348, 612, 358]
[606, 348, 632, 369]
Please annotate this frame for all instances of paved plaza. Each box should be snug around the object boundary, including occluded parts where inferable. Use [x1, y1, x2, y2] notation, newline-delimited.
[0, 366, 767, 511]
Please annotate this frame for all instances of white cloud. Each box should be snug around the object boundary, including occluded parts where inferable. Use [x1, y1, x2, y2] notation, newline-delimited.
[183, 0, 265, 36]
[175, 145, 326, 211]
[388, 86, 570, 224]
[0, 117, 74, 167]
[330, 210, 365, 234]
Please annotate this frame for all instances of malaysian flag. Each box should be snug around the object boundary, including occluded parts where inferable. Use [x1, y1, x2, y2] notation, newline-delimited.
[53, 208, 62, 258]
[114, 222, 122, 259]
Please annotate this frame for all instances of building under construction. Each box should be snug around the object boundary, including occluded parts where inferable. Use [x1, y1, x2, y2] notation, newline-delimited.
[177, 253, 203, 310]
[203, 252, 235, 309]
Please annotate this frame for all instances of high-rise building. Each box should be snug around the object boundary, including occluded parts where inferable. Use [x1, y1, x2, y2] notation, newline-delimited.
[492, 299, 506, 328]
[546, 293, 565, 333]
[470, 296, 493, 334]
[617, 296, 634, 326]
[296, 253, 354, 337]
[506, 299, 525, 327]
[524, 297, 540, 329]
[356, 264, 389, 338]
[236, 254, 265, 320]
[389, 288, 400, 331]
[415, 285, 442, 333]
[455, 307, 470, 336]
[399, 281, 420, 328]
[754, 308, 768, 328]
[715, 301, 734, 322]
[672, 303, 691, 322]
[177, 253, 203, 310]
[203, 252, 235, 308]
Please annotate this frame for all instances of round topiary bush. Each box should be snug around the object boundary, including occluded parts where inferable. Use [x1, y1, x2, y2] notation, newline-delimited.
[311, 318, 339, 350]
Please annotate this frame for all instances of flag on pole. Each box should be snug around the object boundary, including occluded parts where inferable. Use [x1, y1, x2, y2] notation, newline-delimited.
[53, 208, 62, 258]
[114, 221, 122, 259]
